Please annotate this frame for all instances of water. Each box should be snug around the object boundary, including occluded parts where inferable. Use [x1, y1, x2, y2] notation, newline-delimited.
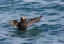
[0, 0, 64, 44]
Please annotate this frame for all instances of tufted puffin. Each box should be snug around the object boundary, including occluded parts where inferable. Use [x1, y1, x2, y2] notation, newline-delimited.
[10, 16, 43, 31]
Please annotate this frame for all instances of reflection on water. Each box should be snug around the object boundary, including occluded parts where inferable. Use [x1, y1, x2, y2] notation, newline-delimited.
[9, 27, 42, 38]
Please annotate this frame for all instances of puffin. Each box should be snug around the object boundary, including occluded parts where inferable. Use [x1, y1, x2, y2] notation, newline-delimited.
[10, 16, 43, 31]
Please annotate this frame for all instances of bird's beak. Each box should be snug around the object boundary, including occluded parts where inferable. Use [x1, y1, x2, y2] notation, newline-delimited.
[23, 17, 26, 21]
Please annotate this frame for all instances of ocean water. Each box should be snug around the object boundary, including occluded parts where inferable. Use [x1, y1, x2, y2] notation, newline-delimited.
[0, 0, 64, 44]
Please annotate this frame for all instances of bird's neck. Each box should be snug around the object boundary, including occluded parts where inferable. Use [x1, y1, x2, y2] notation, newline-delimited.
[21, 20, 26, 22]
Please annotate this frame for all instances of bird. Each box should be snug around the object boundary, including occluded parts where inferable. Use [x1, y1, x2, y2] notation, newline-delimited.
[10, 16, 43, 31]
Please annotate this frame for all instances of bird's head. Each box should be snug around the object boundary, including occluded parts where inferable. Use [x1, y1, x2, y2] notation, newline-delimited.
[21, 16, 27, 21]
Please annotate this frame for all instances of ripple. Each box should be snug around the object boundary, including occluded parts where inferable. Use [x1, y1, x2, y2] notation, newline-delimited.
[58, 6, 64, 11]
[60, 0, 64, 2]
[48, 19, 57, 22]
[9, 27, 42, 38]
[0, 0, 64, 44]
[47, 12, 58, 16]
[22, 43, 33, 44]
[58, 40, 64, 43]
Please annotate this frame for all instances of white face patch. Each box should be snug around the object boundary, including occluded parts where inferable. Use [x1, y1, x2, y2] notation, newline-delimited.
[21, 16, 26, 20]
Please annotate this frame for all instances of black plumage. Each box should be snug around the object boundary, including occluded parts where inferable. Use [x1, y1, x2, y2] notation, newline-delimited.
[10, 16, 43, 31]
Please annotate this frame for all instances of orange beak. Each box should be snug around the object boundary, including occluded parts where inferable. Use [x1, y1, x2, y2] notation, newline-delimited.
[23, 17, 26, 21]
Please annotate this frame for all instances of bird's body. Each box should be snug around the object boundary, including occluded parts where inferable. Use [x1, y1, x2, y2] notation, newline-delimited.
[10, 16, 43, 31]
[18, 21, 27, 31]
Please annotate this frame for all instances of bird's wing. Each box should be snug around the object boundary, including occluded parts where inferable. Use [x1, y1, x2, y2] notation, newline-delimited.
[9, 20, 18, 28]
[27, 16, 43, 26]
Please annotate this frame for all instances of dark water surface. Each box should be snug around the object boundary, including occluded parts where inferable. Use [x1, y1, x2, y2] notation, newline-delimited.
[0, 0, 64, 44]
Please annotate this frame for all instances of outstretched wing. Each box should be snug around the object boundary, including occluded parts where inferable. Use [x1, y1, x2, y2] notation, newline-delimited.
[27, 16, 43, 26]
[9, 20, 18, 28]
